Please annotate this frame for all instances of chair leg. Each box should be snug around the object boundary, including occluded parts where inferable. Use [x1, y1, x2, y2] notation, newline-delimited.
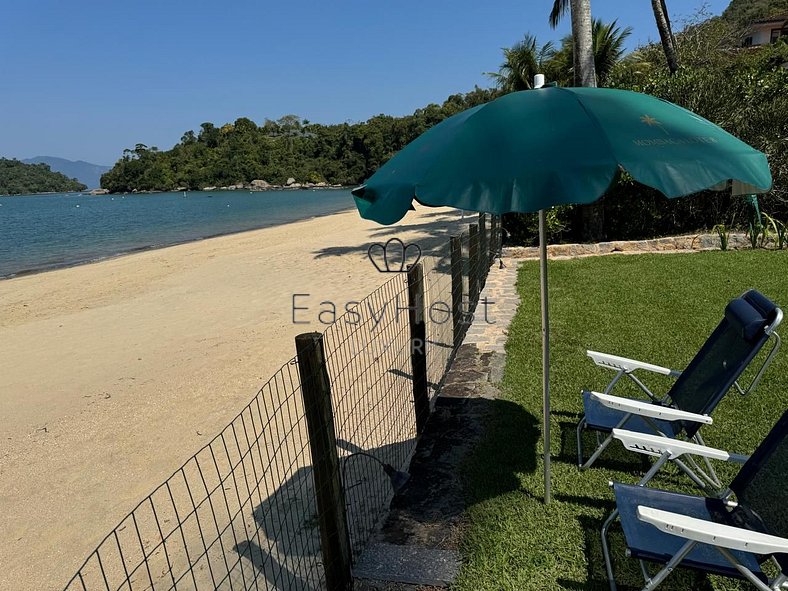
[601, 508, 620, 591]
[580, 431, 616, 470]
[672, 458, 710, 490]
[642, 539, 697, 591]
[577, 416, 587, 467]
[715, 547, 775, 591]
[637, 452, 670, 486]
[694, 433, 723, 489]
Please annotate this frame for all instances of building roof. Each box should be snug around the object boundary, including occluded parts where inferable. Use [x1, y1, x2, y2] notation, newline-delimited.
[753, 13, 788, 25]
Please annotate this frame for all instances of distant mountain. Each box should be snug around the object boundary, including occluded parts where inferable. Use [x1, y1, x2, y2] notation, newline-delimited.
[22, 156, 110, 189]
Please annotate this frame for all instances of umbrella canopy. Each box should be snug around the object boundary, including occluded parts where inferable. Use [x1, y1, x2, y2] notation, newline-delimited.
[351, 87, 772, 503]
[352, 87, 771, 224]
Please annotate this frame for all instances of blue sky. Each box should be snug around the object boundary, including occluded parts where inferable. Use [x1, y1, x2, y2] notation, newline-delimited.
[1, 0, 729, 165]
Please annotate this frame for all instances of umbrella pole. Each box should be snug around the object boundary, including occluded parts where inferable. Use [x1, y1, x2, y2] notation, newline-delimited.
[538, 209, 551, 504]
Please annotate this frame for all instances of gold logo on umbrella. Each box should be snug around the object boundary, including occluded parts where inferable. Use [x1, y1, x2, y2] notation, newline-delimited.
[641, 114, 669, 135]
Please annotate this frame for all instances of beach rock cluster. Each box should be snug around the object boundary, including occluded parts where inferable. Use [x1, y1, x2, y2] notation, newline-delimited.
[120, 180, 347, 194]
[197, 179, 342, 191]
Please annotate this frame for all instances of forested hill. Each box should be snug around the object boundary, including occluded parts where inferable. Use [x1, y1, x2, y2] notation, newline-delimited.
[723, 0, 788, 27]
[0, 159, 87, 195]
[100, 87, 500, 193]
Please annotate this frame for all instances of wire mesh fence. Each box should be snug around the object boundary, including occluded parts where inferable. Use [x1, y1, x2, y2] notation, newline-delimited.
[422, 244, 455, 395]
[62, 214, 502, 591]
[321, 274, 414, 554]
[64, 360, 324, 591]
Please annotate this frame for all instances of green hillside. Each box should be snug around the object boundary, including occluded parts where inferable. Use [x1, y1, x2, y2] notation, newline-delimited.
[0, 158, 87, 195]
[723, 0, 788, 27]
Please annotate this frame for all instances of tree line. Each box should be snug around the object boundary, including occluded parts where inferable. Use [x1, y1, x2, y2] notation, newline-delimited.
[99, 88, 501, 193]
[0, 158, 86, 195]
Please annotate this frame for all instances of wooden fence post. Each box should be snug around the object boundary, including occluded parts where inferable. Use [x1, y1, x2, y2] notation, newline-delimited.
[489, 215, 499, 265]
[479, 213, 488, 287]
[469, 224, 480, 308]
[450, 235, 464, 348]
[295, 333, 352, 591]
[407, 262, 430, 435]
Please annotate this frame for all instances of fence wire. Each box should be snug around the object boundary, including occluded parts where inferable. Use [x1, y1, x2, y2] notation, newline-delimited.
[64, 361, 324, 591]
[321, 274, 414, 554]
[63, 214, 502, 591]
[422, 246, 455, 395]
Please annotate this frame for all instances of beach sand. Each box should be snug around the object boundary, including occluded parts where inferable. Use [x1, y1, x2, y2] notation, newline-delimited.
[0, 206, 470, 590]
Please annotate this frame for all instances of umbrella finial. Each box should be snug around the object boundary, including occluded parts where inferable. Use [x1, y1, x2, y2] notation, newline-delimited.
[533, 74, 545, 89]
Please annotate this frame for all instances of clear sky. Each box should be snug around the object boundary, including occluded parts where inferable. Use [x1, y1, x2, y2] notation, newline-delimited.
[1, 0, 729, 165]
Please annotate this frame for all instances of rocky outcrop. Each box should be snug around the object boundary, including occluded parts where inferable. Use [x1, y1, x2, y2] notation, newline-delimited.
[250, 179, 270, 189]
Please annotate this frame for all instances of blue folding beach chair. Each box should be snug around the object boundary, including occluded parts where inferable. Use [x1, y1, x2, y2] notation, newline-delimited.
[576, 289, 782, 490]
[601, 409, 788, 591]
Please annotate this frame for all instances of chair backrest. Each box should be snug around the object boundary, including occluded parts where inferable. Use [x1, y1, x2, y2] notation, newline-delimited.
[730, 409, 788, 572]
[668, 289, 780, 438]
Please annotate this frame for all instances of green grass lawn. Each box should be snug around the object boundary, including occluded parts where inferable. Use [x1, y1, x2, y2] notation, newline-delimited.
[454, 250, 788, 591]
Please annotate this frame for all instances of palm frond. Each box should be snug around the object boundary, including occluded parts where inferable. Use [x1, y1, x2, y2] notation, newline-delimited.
[549, 0, 570, 29]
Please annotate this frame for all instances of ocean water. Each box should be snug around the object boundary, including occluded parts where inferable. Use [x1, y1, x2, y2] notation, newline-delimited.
[0, 189, 355, 278]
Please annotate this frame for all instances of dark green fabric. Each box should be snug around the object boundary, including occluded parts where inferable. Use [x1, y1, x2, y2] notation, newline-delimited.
[352, 87, 772, 225]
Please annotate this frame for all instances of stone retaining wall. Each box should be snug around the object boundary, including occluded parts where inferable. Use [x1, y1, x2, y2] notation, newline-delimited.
[505, 232, 753, 260]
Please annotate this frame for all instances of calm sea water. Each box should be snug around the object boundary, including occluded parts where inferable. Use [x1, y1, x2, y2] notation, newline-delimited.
[0, 189, 355, 278]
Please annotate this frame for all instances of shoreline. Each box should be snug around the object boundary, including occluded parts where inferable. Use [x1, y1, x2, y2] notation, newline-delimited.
[0, 202, 356, 280]
[0, 185, 355, 198]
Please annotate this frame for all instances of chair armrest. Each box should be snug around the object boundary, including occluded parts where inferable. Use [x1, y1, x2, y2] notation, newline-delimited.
[587, 350, 680, 377]
[590, 391, 713, 424]
[637, 506, 788, 555]
[612, 429, 730, 461]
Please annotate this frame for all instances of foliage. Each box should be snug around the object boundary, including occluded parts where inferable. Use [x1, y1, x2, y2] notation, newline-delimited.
[549, 18, 632, 86]
[503, 14, 788, 246]
[713, 223, 731, 250]
[0, 158, 86, 195]
[548, 0, 570, 29]
[100, 88, 501, 192]
[503, 207, 572, 246]
[762, 212, 787, 248]
[722, 0, 788, 29]
[612, 39, 788, 208]
[492, 20, 631, 90]
[746, 222, 762, 248]
[456, 250, 788, 590]
[487, 35, 556, 92]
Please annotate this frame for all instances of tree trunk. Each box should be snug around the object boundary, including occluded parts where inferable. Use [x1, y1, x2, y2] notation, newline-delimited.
[651, 0, 679, 74]
[571, 0, 603, 240]
[571, 0, 597, 87]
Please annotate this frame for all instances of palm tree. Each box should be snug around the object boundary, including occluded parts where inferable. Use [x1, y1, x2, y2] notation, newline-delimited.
[487, 35, 556, 92]
[549, 19, 632, 87]
[651, 0, 679, 73]
[592, 19, 633, 84]
[547, 13, 628, 242]
[549, 0, 597, 87]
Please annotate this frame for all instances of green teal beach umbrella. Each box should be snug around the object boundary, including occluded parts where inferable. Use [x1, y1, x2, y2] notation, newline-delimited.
[352, 86, 772, 502]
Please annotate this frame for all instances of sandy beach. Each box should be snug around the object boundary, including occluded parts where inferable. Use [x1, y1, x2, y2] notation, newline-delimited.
[0, 206, 469, 590]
